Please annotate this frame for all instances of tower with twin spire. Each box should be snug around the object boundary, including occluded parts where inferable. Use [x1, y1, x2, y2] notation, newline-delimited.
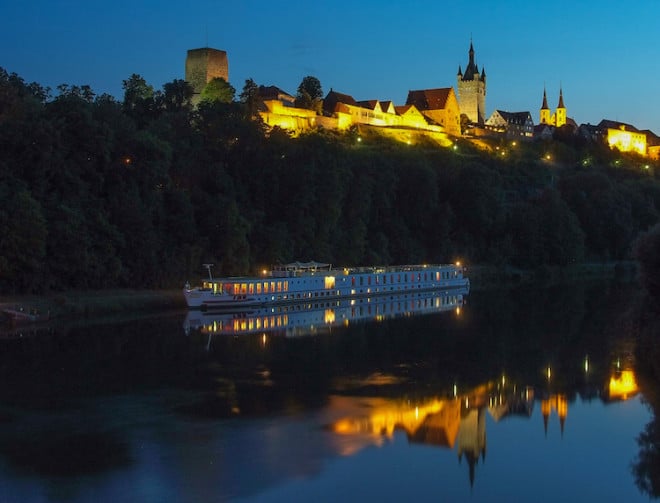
[540, 87, 566, 127]
[457, 41, 487, 125]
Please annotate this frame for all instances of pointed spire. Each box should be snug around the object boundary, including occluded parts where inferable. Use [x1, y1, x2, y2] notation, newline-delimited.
[464, 40, 478, 80]
[541, 87, 549, 110]
[457, 64, 463, 76]
[481, 66, 486, 81]
[557, 86, 565, 108]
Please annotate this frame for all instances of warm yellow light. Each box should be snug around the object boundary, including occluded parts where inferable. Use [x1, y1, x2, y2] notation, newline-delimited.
[545, 154, 551, 160]
[609, 370, 639, 400]
[546, 367, 552, 380]
[324, 309, 336, 324]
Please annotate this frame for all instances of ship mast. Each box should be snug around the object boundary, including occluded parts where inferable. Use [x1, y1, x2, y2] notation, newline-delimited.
[202, 263, 214, 281]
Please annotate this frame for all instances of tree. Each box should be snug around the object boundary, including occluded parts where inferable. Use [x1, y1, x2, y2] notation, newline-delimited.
[0, 187, 47, 291]
[122, 74, 155, 125]
[239, 78, 260, 117]
[122, 74, 154, 110]
[295, 76, 323, 113]
[160, 79, 194, 113]
[200, 77, 235, 103]
[635, 223, 660, 303]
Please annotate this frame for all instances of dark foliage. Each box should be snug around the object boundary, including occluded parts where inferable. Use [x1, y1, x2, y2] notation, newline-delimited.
[1, 68, 660, 293]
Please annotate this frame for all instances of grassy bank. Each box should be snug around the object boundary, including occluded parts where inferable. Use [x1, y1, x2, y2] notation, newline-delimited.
[1, 289, 186, 321]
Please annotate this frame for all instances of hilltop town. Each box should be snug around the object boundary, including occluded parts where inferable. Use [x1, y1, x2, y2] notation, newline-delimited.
[186, 43, 660, 160]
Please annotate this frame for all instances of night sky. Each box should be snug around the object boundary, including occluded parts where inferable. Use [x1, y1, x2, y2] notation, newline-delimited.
[2, 0, 659, 132]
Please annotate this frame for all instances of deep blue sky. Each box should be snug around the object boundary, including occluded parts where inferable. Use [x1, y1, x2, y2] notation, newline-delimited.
[2, 0, 659, 132]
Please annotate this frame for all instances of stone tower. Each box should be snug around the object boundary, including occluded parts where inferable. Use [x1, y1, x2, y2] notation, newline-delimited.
[185, 48, 229, 99]
[457, 41, 486, 124]
[540, 87, 551, 124]
[555, 87, 566, 127]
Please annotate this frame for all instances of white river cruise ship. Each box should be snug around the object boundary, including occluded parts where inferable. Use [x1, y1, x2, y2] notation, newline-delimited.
[184, 261, 469, 310]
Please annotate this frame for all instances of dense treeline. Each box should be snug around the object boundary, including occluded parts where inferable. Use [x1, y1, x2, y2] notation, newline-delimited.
[1, 68, 660, 293]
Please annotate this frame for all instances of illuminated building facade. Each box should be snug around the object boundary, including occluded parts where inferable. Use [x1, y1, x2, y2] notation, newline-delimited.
[185, 48, 229, 102]
[485, 110, 534, 139]
[405, 87, 462, 136]
[539, 87, 567, 127]
[322, 90, 446, 134]
[457, 41, 486, 125]
[599, 119, 647, 156]
[258, 86, 317, 133]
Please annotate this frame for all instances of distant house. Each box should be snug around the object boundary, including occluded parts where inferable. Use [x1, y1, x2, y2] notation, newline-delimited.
[599, 119, 647, 156]
[394, 105, 430, 129]
[485, 110, 534, 139]
[641, 129, 660, 160]
[405, 87, 461, 136]
[578, 123, 604, 143]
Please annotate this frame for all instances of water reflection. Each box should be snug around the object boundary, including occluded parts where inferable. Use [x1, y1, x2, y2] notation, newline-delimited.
[0, 281, 657, 501]
[184, 288, 468, 339]
[324, 366, 642, 487]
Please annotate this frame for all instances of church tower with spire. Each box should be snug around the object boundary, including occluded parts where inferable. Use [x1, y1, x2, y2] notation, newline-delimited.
[540, 88, 551, 125]
[555, 87, 566, 127]
[457, 41, 486, 124]
[539, 87, 567, 127]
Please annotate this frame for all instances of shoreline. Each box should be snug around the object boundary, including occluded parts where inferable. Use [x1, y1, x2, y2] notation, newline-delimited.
[0, 261, 637, 323]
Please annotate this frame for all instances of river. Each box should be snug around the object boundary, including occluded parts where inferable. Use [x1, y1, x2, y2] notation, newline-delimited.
[0, 280, 657, 502]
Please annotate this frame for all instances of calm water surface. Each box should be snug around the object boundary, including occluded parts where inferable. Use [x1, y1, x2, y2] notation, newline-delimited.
[0, 281, 657, 502]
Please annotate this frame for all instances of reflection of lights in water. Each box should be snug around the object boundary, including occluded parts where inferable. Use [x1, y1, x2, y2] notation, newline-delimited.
[584, 356, 589, 373]
[546, 367, 552, 380]
[609, 370, 639, 400]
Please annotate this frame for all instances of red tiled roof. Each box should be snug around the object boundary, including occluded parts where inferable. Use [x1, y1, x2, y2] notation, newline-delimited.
[406, 88, 453, 111]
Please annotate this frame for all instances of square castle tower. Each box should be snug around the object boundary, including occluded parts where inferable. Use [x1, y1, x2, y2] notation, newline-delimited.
[185, 48, 229, 98]
[457, 41, 486, 125]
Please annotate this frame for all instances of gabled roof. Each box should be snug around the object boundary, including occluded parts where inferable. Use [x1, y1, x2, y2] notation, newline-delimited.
[323, 89, 357, 114]
[640, 129, 660, 145]
[356, 99, 379, 109]
[380, 100, 395, 113]
[598, 119, 640, 132]
[258, 85, 294, 101]
[394, 104, 415, 115]
[406, 88, 454, 111]
[495, 110, 533, 124]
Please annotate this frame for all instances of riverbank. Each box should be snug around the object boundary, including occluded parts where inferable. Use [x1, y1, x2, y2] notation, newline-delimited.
[0, 289, 186, 322]
[468, 261, 638, 290]
[0, 261, 638, 323]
